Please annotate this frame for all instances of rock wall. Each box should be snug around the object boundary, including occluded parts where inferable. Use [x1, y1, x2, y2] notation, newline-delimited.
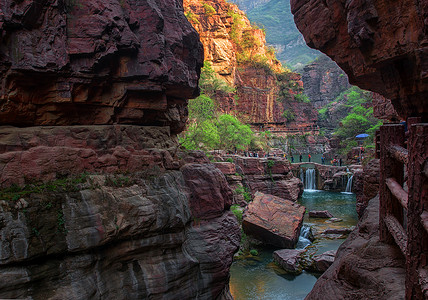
[291, 0, 428, 119]
[301, 54, 351, 109]
[0, 164, 240, 299]
[215, 156, 303, 205]
[0, 0, 242, 298]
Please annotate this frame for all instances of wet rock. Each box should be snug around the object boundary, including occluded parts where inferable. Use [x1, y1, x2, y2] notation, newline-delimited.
[311, 250, 336, 273]
[326, 218, 343, 223]
[242, 192, 305, 248]
[309, 210, 333, 218]
[322, 228, 354, 235]
[273, 249, 305, 274]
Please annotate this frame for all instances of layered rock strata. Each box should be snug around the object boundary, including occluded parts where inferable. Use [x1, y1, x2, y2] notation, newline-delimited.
[216, 156, 303, 204]
[0, 165, 240, 299]
[0, 0, 243, 298]
[301, 54, 351, 109]
[0, 0, 203, 130]
[184, 0, 318, 133]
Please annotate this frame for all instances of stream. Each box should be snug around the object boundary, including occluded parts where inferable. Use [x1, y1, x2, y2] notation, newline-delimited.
[229, 190, 358, 300]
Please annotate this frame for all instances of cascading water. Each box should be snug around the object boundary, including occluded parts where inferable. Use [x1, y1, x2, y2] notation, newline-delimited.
[300, 168, 304, 183]
[305, 169, 316, 190]
[344, 175, 354, 193]
[296, 224, 312, 249]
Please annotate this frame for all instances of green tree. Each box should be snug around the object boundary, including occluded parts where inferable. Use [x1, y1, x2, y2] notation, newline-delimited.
[217, 114, 254, 150]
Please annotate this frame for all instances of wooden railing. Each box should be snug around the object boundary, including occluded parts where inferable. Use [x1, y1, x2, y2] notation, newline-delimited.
[379, 118, 428, 299]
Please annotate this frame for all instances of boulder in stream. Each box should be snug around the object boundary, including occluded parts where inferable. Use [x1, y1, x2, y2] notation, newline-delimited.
[309, 210, 333, 218]
[311, 250, 337, 272]
[242, 192, 305, 248]
[273, 249, 305, 274]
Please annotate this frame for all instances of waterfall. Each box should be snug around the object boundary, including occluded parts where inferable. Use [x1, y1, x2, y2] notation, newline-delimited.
[305, 169, 316, 190]
[296, 224, 312, 249]
[300, 168, 304, 183]
[345, 175, 354, 193]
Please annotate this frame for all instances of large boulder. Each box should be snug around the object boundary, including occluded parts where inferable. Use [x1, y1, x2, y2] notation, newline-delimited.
[242, 192, 305, 248]
[181, 163, 233, 219]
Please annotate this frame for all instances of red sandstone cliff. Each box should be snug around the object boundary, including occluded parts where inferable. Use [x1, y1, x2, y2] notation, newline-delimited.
[0, 0, 203, 133]
[184, 0, 318, 133]
[0, 1, 241, 299]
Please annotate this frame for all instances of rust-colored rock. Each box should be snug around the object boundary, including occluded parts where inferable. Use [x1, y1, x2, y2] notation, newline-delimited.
[184, 0, 319, 134]
[0, 125, 180, 187]
[242, 191, 305, 248]
[273, 249, 305, 274]
[181, 163, 233, 219]
[291, 0, 428, 118]
[0, 0, 203, 131]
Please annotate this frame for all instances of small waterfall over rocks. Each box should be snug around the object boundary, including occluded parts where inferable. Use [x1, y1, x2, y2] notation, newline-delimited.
[305, 169, 316, 190]
[296, 224, 313, 249]
[344, 175, 354, 193]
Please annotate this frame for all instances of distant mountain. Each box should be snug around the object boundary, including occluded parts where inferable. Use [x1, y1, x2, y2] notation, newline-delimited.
[232, 0, 320, 69]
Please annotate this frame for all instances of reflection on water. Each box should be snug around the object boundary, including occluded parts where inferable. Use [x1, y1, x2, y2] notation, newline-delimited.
[229, 248, 318, 300]
[229, 191, 357, 300]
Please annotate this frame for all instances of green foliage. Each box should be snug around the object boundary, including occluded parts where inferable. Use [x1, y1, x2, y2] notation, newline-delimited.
[203, 3, 216, 16]
[231, 204, 243, 223]
[294, 93, 311, 103]
[104, 175, 133, 187]
[188, 94, 215, 121]
[235, 185, 252, 202]
[185, 11, 200, 24]
[217, 114, 254, 150]
[226, 158, 234, 163]
[0, 173, 89, 202]
[250, 249, 259, 256]
[199, 61, 235, 96]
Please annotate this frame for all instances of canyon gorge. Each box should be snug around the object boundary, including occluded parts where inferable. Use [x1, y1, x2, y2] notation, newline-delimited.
[0, 0, 427, 299]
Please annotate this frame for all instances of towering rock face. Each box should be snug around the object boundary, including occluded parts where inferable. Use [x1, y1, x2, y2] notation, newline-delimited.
[300, 54, 351, 109]
[184, 0, 318, 133]
[0, 1, 241, 299]
[0, 0, 203, 132]
[291, 0, 428, 118]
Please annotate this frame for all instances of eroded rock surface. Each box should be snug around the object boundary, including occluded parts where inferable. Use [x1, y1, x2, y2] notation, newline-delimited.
[242, 191, 305, 248]
[0, 0, 203, 130]
[0, 167, 240, 299]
